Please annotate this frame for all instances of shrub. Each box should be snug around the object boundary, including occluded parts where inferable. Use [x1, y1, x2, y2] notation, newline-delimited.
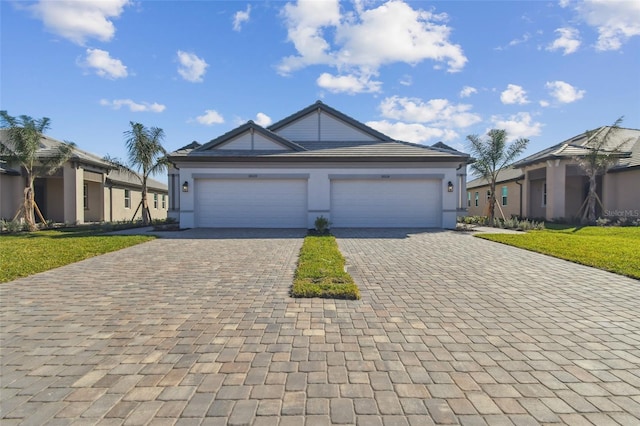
[314, 216, 330, 233]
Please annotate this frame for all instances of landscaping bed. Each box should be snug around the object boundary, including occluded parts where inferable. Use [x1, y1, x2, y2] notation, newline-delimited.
[477, 225, 640, 280]
[291, 234, 361, 299]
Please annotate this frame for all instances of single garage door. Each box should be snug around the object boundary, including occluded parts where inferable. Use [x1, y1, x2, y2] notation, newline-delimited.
[331, 178, 441, 227]
[195, 178, 307, 228]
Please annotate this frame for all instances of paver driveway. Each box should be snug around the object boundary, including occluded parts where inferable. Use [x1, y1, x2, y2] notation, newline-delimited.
[1, 229, 639, 426]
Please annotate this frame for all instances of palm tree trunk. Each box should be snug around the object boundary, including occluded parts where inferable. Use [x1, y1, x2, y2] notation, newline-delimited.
[24, 175, 37, 231]
[489, 183, 496, 227]
[583, 173, 597, 224]
[141, 186, 150, 226]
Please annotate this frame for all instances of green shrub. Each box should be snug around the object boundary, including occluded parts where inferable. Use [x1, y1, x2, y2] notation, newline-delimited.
[314, 215, 330, 233]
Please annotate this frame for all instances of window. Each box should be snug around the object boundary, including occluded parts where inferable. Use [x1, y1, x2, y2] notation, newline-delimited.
[83, 183, 88, 210]
[124, 189, 131, 209]
[474, 192, 479, 207]
[162, 194, 166, 209]
[153, 193, 158, 209]
[542, 183, 547, 207]
[467, 192, 471, 207]
[502, 186, 508, 206]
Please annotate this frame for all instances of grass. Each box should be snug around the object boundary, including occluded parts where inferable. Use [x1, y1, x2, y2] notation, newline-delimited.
[477, 226, 640, 280]
[0, 229, 155, 283]
[292, 234, 361, 299]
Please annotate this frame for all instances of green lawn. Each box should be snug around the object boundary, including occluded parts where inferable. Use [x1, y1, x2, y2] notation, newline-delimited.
[292, 234, 361, 299]
[0, 229, 155, 283]
[477, 226, 640, 279]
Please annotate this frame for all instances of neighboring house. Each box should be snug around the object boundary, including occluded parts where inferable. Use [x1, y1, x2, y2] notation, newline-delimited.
[466, 127, 640, 221]
[466, 167, 524, 218]
[168, 101, 471, 229]
[0, 130, 168, 223]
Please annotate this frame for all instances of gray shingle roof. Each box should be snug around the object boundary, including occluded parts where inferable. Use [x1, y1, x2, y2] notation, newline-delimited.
[466, 167, 525, 189]
[513, 126, 640, 169]
[0, 129, 111, 169]
[106, 168, 168, 192]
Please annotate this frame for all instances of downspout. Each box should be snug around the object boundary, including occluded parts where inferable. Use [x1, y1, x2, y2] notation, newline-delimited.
[108, 181, 113, 222]
[515, 180, 523, 219]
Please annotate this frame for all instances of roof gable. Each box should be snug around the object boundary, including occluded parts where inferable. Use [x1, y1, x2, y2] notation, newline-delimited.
[195, 121, 304, 153]
[268, 101, 392, 143]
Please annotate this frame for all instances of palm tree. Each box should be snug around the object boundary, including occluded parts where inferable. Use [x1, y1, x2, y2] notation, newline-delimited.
[0, 111, 73, 231]
[116, 122, 168, 225]
[467, 129, 528, 226]
[576, 117, 628, 224]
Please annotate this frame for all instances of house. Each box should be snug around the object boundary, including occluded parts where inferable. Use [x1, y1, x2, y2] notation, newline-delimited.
[0, 130, 169, 224]
[467, 126, 640, 221]
[466, 167, 524, 218]
[168, 101, 471, 229]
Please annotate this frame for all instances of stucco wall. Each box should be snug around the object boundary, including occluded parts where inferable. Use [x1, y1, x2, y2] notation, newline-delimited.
[603, 168, 640, 217]
[565, 175, 586, 219]
[528, 179, 546, 219]
[0, 174, 23, 220]
[466, 181, 522, 219]
[105, 186, 168, 222]
[45, 178, 65, 222]
[175, 162, 462, 229]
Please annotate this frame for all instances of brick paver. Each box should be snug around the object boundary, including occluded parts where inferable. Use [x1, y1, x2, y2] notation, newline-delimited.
[1, 228, 639, 425]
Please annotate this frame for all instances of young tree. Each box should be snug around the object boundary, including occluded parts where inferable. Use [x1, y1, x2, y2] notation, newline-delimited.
[110, 122, 168, 226]
[576, 117, 628, 224]
[0, 111, 73, 231]
[467, 129, 528, 226]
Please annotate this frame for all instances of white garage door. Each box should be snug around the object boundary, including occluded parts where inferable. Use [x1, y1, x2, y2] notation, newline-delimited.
[331, 178, 441, 228]
[195, 178, 307, 228]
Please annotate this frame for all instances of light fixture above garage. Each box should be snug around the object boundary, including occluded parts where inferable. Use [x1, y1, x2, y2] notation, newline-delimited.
[447, 181, 454, 192]
[182, 181, 189, 192]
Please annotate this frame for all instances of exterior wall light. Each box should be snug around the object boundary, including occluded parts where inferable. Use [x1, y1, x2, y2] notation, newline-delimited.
[447, 181, 454, 192]
[182, 181, 189, 192]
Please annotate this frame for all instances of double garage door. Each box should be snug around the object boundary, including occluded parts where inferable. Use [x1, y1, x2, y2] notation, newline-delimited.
[194, 177, 441, 228]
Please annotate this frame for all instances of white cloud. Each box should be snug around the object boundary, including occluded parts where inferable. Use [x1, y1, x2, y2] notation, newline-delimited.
[546, 27, 581, 55]
[379, 96, 482, 128]
[500, 84, 529, 105]
[495, 33, 531, 50]
[100, 99, 165, 113]
[575, 0, 640, 51]
[30, 0, 130, 45]
[490, 112, 542, 140]
[80, 48, 127, 79]
[366, 120, 458, 144]
[193, 110, 224, 126]
[177, 51, 208, 83]
[254, 112, 272, 127]
[316, 72, 382, 94]
[539, 100, 550, 107]
[459, 86, 477, 98]
[399, 75, 413, 86]
[546, 80, 586, 103]
[233, 5, 251, 31]
[279, 0, 467, 93]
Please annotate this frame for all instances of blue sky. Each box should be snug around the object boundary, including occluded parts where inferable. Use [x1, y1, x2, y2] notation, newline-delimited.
[2, 0, 639, 173]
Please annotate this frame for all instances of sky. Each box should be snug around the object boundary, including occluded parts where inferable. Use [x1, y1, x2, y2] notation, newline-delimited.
[1, 0, 639, 179]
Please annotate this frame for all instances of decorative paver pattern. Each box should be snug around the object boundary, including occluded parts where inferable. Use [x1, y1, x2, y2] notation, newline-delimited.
[1, 228, 639, 425]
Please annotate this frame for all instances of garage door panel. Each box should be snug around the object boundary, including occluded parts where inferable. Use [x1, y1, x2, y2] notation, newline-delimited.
[331, 179, 441, 228]
[195, 179, 307, 228]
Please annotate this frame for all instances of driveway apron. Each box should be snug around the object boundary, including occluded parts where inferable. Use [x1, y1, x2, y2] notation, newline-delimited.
[1, 228, 639, 425]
